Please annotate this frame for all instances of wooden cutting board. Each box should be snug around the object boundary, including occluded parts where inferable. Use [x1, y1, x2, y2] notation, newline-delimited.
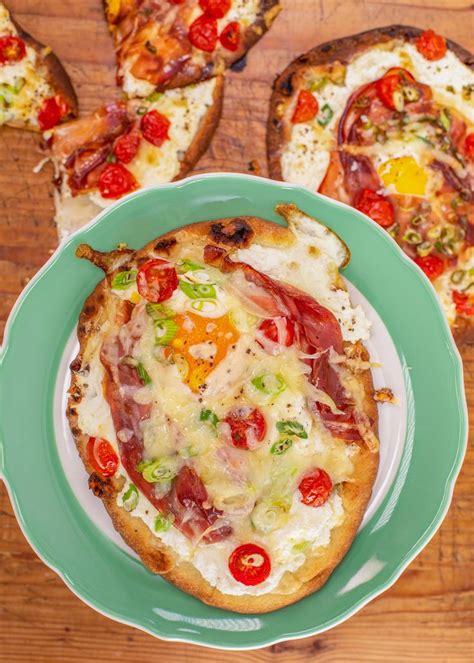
[0, 1, 472, 660]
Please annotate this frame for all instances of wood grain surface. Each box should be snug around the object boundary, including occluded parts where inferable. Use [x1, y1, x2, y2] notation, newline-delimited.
[1, 1, 473, 660]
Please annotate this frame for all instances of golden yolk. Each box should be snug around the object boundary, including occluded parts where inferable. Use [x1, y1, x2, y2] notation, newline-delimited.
[378, 156, 427, 196]
[170, 311, 239, 392]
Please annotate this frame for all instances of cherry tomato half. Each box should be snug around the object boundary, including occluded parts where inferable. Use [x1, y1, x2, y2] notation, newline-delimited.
[224, 407, 266, 450]
[87, 436, 119, 478]
[414, 255, 445, 281]
[37, 96, 70, 131]
[355, 188, 394, 228]
[136, 258, 179, 303]
[98, 163, 138, 199]
[114, 131, 141, 163]
[452, 290, 474, 316]
[0, 35, 26, 65]
[220, 21, 240, 51]
[375, 68, 415, 111]
[228, 543, 271, 586]
[140, 110, 170, 147]
[291, 89, 319, 124]
[464, 133, 474, 160]
[258, 317, 295, 346]
[298, 468, 333, 507]
[188, 14, 218, 52]
[199, 0, 231, 18]
[416, 29, 446, 61]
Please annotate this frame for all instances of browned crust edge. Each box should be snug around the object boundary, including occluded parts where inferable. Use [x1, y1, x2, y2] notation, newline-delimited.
[5, 13, 78, 132]
[67, 211, 380, 612]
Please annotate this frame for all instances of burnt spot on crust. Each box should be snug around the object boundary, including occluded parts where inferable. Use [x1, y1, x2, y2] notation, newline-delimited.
[209, 218, 254, 248]
[154, 237, 177, 254]
[278, 73, 293, 96]
[230, 55, 247, 72]
[89, 473, 115, 499]
[70, 357, 81, 372]
[69, 389, 82, 403]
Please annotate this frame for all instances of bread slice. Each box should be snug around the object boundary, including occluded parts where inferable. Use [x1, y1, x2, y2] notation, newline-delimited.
[67, 203, 379, 613]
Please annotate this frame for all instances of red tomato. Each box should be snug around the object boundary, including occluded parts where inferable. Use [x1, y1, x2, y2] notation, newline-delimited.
[37, 96, 69, 131]
[298, 468, 333, 507]
[98, 163, 138, 199]
[137, 258, 179, 303]
[464, 133, 474, 160]
[0, 35, 26, 64]
[169, 0, 185, 3]
[199, 0, 231, 18]
[376, 68, 415, 110]
[87, 437, 119, 478]
[414, 255, 445, 281]
[220, 21, 240, 51]
[258, 317, 295, 346]
[140, 110, 170, 147]
[452, 290, 474, 316]
[416, 29, 447, 61]
[114, 131, 141, 163]
[188, 14, 218, 52]
[355, 188, 394, 228]
[228, 543, 271, 586]
[224, 407, 266, 450]
[291, 90, 319, 124]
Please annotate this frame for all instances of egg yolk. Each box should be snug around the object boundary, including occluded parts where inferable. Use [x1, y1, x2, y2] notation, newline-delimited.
[170, 311, 239, 392]
[378, 156, 427, 196]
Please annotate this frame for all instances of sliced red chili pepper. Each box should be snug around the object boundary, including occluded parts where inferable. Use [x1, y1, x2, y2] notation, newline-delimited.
[114, 131, 141, 164]
[37, 96, 70, 131]
[199, 0, 231, 18]
[452, 290, 474, 316]
[140, 110, 170, 147]
[298, 468, 333, 507]
[188, 14, 218, 52]
[355, 188, 394, 228]
[87, 437, 119, 478]
[228, 543, 271, 586]
[292, 90, 319, 124]
[258, 317, 295, 346]
[220, 21, 240, 51]
[464, 133, 474, 160]
[0, 35, 26, 64]
[224, 407, 266, 450]
[98, 163, 138, 199]
[136, 258, 179, 303]
[414, 255, 445, 280]
[416, 29, 447, 61]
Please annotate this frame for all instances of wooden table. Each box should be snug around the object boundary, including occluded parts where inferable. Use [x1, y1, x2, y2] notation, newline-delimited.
[1, 1, 473, 660]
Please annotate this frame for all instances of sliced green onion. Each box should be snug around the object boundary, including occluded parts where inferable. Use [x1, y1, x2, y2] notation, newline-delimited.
[154, 318, 178, 345]
[270, 438, 293, 455]
[155, 513, 173, 532]
[402, 85, 420, 102]
[137, 362, 151, 385]
[179, 281, 216, 299]
[427, 225, 442, 240]
[191, 299, 218, 313]
[439, 108, 451, 131]
[146, 302, 175, 320]
[276, 420, 308, 439]
[450, 269, 465, 284]
[146, 91, 162, 102]
[392, 90, 405, 112]
[176, 258, 204, 273]
[387, 223, 399, 239]
[200, 409, 219, 427]
[309, 77, 328, 92]
[111, 270, 137, 289]
[410, 214, 424, 226]
[122, 484, 139, 512]
[139, 457, 179, 483]
[136, 106, 147, 116]
[417, 241, 433, 257]
[402, 230, 422, 245]
[317, 104, 333, 127]
[251, 373, 286, 396]
[250, 500, 289, 534]
[441, 226, 456, 242]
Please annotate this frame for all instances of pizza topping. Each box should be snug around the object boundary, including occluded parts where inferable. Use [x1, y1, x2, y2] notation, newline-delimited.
[188, 14, 218, 53]
[465, 133, 474, 160]
[298, 468, 333, 507]
[228, 544, 271, 586]
[258, 317, 295, 347]
[87, 436, 119, 478]
[317, 103, 334, 127]
[416, 29, 447, 61]
[220, 22, 240, 52]
[452, 290, 474, 316]
[0, 35, 26, 64]
[37, 96, 70, 131]
[414, 254, 445, 280]
[276, 420, 308, 438]
[375, 68, 417, 112]
[154, 318, 179, 345]
[199, 0, 231, 18]
[122, 483, 139, 512]
[136, 259, 179, 303]
[140, 110, 170, 147]
[98, 163, 138, 199]
[270, 438, 293, 455]
[155, 512, 173, 532]
[250, 500, 290, 532]
[251, 372, 287, 396]
[111, 270, 137, 290]
[224, 407, 266, 450]
[292, 90, 319, 123]
[114, 131, 141, 163]
[138, 456, 180, 483]
[355, 188, 394, 228]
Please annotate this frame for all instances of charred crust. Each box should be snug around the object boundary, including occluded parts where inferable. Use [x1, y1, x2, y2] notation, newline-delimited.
[89, 473, 115, 499]
[70, 357, 81, 372]
[209, 218, 254, 247]
[230, 55, 247, 72]
[154, 238, 177, 253]
[278, 73, 293, 96]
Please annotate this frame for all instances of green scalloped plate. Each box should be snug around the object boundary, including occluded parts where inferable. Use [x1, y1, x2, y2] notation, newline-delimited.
[0, 174, 467, 649]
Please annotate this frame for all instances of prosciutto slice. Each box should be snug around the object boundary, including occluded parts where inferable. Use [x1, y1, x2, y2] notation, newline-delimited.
[204, 246, 366, 442]
[100, 301, 232, 544]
